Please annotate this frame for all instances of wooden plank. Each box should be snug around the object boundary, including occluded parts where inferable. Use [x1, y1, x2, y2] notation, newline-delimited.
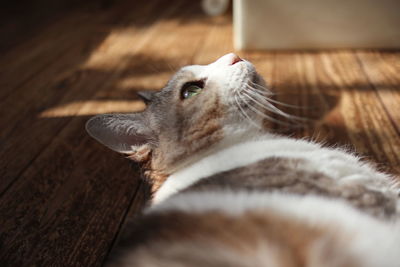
[291, 52, 348, 142]
[355, 51, 400, 135]
[0, 0, 161, 140]
[0, 0, 165, 193]
[0, 11, 97, 99]
[260, 52, 336, 138]
[245, 50, 400, 177]
[0, 117, 141, 266]
[3, 0, 181, 254]
[0, 1, 216, 266]
[109, 179, 151, 252]
[0, 0, 153, 99]
[192, 15, 233, 64]
[317, 51, 400, 175]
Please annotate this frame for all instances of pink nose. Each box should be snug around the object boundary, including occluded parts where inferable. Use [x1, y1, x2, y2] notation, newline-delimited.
[215, 53, 242, 66]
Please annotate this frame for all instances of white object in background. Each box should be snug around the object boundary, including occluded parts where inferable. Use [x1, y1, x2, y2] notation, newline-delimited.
[202, 0, 230, 16]
[234, 0, 400, 50]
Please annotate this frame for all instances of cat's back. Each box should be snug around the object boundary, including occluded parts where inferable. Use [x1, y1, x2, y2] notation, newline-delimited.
[108, 192, 400, 267]
[107, 138, 400, 267]
[109, 196, 352, 267]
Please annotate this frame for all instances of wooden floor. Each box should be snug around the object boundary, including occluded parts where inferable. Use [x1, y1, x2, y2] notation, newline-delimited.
[1, 0, 399, 266]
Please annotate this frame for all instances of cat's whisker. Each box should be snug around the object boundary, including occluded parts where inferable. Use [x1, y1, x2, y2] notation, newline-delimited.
[242, 90, 296, 120]
[262, 97, 307, 109]
[243, 88, 305, 120]
[234, 94, 262, 129]
[242, 87, 309, 123]
[245, 84, 275, 96]
[248, 105, 296, 127]
[240, 93, 299, 127]
[234, 89, 263, 128]
[248, 80, 272, 92]
[245, 84, 308, 110]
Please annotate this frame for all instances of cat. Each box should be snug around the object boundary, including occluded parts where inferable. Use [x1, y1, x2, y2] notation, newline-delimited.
[86, 53, 400, 267]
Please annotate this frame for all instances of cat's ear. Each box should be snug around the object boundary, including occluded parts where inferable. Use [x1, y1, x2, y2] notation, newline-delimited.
[85, 113, 154, 154]
[137, 91, 155, 104]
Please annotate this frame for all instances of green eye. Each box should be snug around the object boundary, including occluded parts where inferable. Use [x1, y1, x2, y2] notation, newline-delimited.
[182, 85, 202, 98]
[181, 81, 205, 99]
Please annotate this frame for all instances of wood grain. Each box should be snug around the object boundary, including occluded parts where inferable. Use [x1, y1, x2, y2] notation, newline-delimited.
[0, 0, 399, 266]
[0, 0, 163, 193]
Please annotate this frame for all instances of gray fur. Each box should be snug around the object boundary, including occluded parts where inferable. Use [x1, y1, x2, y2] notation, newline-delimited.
[184, 157, 397, 219]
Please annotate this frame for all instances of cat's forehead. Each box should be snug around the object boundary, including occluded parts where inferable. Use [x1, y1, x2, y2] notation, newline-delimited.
[156, 65, 206, 96]
[172, 65, 206, 82]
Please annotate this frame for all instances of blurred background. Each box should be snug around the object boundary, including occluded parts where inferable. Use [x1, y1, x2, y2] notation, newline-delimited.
[1, 0, 399, 266]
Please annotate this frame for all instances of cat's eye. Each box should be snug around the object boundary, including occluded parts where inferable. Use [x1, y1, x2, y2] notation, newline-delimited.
[181, 81, 205, 99]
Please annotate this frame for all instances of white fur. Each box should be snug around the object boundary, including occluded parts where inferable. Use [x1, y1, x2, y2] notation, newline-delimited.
[154, 136, 399, 204]
[150, 191, 400, 267]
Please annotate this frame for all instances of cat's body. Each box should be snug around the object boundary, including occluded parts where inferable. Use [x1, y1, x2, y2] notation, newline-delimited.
[86, 53, 400, 267]
[156, 137, 399, 219]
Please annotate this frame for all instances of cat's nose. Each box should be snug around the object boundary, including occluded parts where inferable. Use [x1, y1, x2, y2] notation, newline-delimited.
[215, 53, 242, 66]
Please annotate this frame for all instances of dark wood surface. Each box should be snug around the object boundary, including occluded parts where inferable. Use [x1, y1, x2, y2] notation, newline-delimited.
[1, 0, 399, 266]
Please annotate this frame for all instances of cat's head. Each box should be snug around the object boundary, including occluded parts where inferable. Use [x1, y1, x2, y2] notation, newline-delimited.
[86, 53, 271, 179]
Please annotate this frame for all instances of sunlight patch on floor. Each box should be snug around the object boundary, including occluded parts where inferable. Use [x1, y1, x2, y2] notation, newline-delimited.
[39, 100, 145, 118]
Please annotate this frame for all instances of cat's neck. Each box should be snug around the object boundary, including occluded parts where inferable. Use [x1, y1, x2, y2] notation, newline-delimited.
[153, 135, 318, 204]
[145, 126, 273, 193]
[170, 126, 274, 173]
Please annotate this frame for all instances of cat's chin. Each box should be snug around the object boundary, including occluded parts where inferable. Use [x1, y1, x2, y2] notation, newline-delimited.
[240, 60, 264, 87]
[249, 72, 259, 84]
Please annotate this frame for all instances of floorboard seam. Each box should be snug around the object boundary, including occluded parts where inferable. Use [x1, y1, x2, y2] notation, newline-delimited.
[101, 178, 145, 265]
[0, 116, 74, 199]
[354, 53, 400, 137]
